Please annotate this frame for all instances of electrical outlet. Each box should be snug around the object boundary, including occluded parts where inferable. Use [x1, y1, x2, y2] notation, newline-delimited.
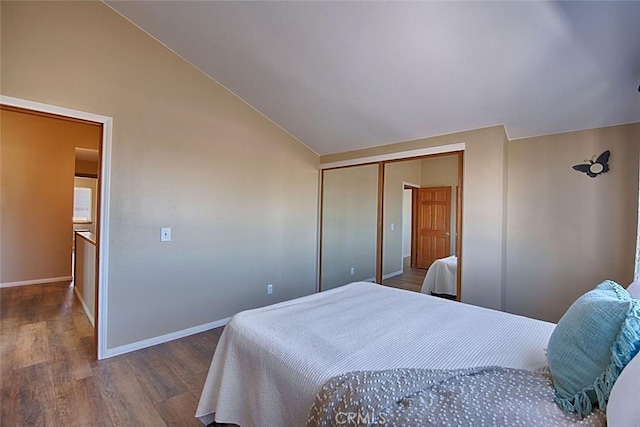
[161, 227, 171, 242]
[391, 223, 395, 231]
[350, 267, 355, 275]
[267, 284, 273, 295]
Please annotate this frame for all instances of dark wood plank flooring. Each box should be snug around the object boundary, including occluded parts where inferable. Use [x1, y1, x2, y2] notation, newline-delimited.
[382, 257, 427, 293]
[0, 281, 225, 426]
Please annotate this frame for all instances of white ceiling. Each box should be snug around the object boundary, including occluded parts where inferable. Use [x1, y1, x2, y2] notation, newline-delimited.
[106, 1, 640, 155]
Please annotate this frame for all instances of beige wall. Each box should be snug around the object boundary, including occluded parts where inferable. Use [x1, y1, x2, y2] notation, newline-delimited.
[383, 160, 422, 277]
[421, 155, 458, 254]
[1, 1, 319, 348]
[507, 123, 639, 322]
[321, 164, 378, 289]
[321, 125, 509, 310]
[1, 107, 102, 284]
[421, 155, 458, 187]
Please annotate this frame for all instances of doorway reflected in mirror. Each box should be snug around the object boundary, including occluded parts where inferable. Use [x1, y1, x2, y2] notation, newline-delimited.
[382, 154, 460, 300]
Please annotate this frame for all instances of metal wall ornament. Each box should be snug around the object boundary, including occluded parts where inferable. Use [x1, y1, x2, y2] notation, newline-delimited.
[572, 150, 610, 178]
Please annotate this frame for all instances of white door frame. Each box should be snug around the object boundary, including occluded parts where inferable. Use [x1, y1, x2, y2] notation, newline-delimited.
[1, 95, 112, 359]
[401, 181, 421, 272]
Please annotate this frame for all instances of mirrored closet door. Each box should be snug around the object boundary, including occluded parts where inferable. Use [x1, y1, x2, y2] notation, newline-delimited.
[319, 151, 463, 300]
[381, 154, 460, 298]
[320, 164, 378, 291]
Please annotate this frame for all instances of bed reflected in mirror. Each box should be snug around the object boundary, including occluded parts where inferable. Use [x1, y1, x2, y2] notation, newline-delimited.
[320, 164, 378, 291]
[382, 154, 460, 299]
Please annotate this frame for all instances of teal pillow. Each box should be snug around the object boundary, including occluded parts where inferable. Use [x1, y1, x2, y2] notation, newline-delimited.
[547, 280, 640, 417]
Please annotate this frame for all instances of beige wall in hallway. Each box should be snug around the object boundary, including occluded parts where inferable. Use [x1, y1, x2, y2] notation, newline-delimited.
[1, 108, 102, 284]
[421, 155, 458, 187]
[1, 1, 319, 349]
[75, 160, 99, 177]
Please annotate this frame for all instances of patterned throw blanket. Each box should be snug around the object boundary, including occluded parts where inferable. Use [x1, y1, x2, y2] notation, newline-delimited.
[307, 367, 606, 427]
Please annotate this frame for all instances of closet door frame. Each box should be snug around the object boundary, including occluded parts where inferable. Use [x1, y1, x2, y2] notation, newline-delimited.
[319, 148, 464, 301]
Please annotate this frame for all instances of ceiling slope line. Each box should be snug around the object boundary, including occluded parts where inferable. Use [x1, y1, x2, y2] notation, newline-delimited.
[506, 119, 640, 143]
[102, 2, 320, 157]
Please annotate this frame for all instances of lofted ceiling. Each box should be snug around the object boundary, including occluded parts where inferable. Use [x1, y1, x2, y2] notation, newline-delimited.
[106, 1, 640, 155]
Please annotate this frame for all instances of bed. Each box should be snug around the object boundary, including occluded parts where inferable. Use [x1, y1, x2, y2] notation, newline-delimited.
[196, 282, 579, 426]
[421, 255, 457, 296]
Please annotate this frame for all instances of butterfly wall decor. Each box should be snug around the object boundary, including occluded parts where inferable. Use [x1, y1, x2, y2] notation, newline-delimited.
[572, 150, 610, 178]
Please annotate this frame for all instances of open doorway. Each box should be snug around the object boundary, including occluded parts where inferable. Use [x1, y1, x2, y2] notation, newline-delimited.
[0, 97, 112, 359]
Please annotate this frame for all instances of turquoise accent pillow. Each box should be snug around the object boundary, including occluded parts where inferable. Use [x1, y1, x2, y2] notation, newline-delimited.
[547, 281, 640, 417]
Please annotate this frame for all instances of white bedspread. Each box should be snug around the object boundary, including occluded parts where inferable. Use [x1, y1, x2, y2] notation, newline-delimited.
[421, 255, 457, 295]
[196, 282, 555, 427]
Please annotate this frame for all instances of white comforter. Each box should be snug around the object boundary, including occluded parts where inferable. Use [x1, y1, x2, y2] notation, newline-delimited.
[421, 255, 457, 295]
[196, 282, 555, 427]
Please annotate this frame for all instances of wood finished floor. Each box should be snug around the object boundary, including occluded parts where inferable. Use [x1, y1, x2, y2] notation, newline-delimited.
[0, 281, 225, 427]
[382, 257, 427, 293]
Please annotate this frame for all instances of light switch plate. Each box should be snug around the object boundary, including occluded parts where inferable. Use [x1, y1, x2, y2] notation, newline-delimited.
[161, 227, 171, 242]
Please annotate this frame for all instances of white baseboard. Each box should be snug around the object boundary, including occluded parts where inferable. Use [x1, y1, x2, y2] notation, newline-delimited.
[383, 270, 403, 280]
[356, 270, 403, 284]
[103, 316, 230, 359]
[73, 286, 95, 327]
[0, 276, 73, 288]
